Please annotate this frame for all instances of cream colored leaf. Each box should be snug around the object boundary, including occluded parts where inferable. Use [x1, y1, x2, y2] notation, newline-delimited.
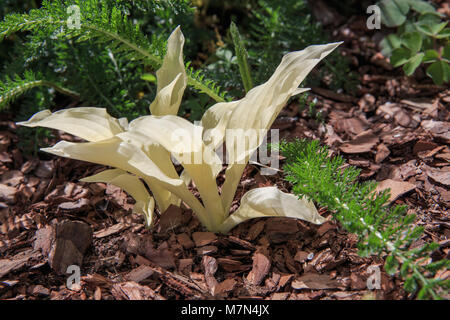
[16, 107, 123, 142]
[200, 101, 239, 150]
[220, 42, 341, 216]
[41, 137, 187, 215]
[150, 26, 187, 116]
[126, 115, 225, 229]
[41, 137, 182, 186]
[218, 187, 326, 233]
[81, 169, 155, 227]
[115, 130, 183, 212]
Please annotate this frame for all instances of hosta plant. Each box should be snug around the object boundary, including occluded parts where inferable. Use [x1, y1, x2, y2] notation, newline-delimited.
[18, 27, 340, 234]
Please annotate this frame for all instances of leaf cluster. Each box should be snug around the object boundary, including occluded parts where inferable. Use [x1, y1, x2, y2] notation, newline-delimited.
[378, 0, 450, 85]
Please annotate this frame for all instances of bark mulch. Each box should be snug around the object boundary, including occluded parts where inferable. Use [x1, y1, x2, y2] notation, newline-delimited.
[0, 4, 449, 300]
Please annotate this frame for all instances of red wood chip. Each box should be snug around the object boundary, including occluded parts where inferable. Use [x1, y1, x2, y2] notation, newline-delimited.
[177, 233, 195, 249]
[339, 131, 379, 154]
[192, 232, 217, 247]
[246, 252, 271, 286]
[375, 179, 416, 203]
[125, 265, 154, 283]
[291, 273, 340, 290]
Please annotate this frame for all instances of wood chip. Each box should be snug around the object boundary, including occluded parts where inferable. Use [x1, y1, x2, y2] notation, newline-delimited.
[339, 131, 379, 154]
[197, 246, 218, 255]
[177, 233, 195, 249]
[246, 252, 271, 286]
[49, 220, 93, 274]
[112, 281, 165, 300]
[125, 265, 154, 283]
[375, 143, 390, 163]
[202, 255, 218, 294]
[192, 232, 217, 247]
[426, 167, 450, 187]
[145, 241, 176, 269]
[0, 170, 24, 187]
[213, 278, 237, 296]
[0, 249, 40, 278]
[58, 198, 90, 212]
[94, 223, 129, 238]
[291, 273, 340, 290]
[158, 205, 184, 233]
[421, 120, 450, 142]
[0, 183, 17, 204]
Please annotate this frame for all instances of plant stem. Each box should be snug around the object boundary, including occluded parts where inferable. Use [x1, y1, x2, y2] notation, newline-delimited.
[230, 22, 253, 93]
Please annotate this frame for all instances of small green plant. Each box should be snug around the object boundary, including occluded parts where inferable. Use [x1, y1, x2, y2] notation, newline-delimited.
[18, 27, 341, 234]
[230, 21, 253, 93]
[378, 0, 450, 85]
[203, 0, 358, 95]
[279, 139, 449, 300]
[0, 0, 229, 117]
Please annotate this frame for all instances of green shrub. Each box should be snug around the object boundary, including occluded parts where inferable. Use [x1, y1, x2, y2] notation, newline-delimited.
[0, 0, 228, 121]
[279, 139, 450, 299]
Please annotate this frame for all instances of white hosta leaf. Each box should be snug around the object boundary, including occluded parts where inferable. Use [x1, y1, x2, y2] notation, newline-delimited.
[218, 187, 326, 234]
[220, 42, 341, 216]
[116, 130, 183, 212]
[41, 137, 183, 186]
[81, 169, 155, 227]
[17, 107, 124, 142]
[150, 26, 187, 116]
[127, 115, 225, 228]
[200, 101, 239, 151]
[41, 137, 188, 214]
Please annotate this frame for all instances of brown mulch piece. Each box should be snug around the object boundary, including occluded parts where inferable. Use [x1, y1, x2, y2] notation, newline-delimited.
[1, 1, 449, 300]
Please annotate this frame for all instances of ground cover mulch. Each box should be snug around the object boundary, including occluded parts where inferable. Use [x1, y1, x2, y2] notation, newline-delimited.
[0, 2, 448, 300]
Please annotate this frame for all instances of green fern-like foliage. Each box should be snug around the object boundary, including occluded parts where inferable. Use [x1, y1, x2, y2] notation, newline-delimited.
[279, 139, 449, 299]
[0, 0, 229, 114]
[0, 71, 79, 109]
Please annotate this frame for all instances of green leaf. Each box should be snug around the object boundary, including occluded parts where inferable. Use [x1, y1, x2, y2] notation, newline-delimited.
[431, 21, 448, 35]
[379, 0, 409, 27]
[443, 44, 450, 61]
[403, 213, 417, 225]
[422, 49, 439, 63]
[417, 286, 429, 300]
[402, 31, 422, 53]
[426, 60, 450, 85]
[391, 47, 412, 67]
[416, 21, 448, 37]
[400, 261, 411, 278]
[407, 0, 435, 14]
[403, 52, 424, 76]
[435, 28, 450, 39]
[404, 276, 418, 293]
[229, 22, 253, 93]
[380, 34, 402, 56]
[141, 73, 156, 83]
[415, 23, 434, 36]
[419, 12, 443, 23]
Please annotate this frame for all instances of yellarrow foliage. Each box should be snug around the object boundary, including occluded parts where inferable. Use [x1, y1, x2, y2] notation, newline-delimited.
[0, 0, 229, 114]
[279, 139, 449, 300]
